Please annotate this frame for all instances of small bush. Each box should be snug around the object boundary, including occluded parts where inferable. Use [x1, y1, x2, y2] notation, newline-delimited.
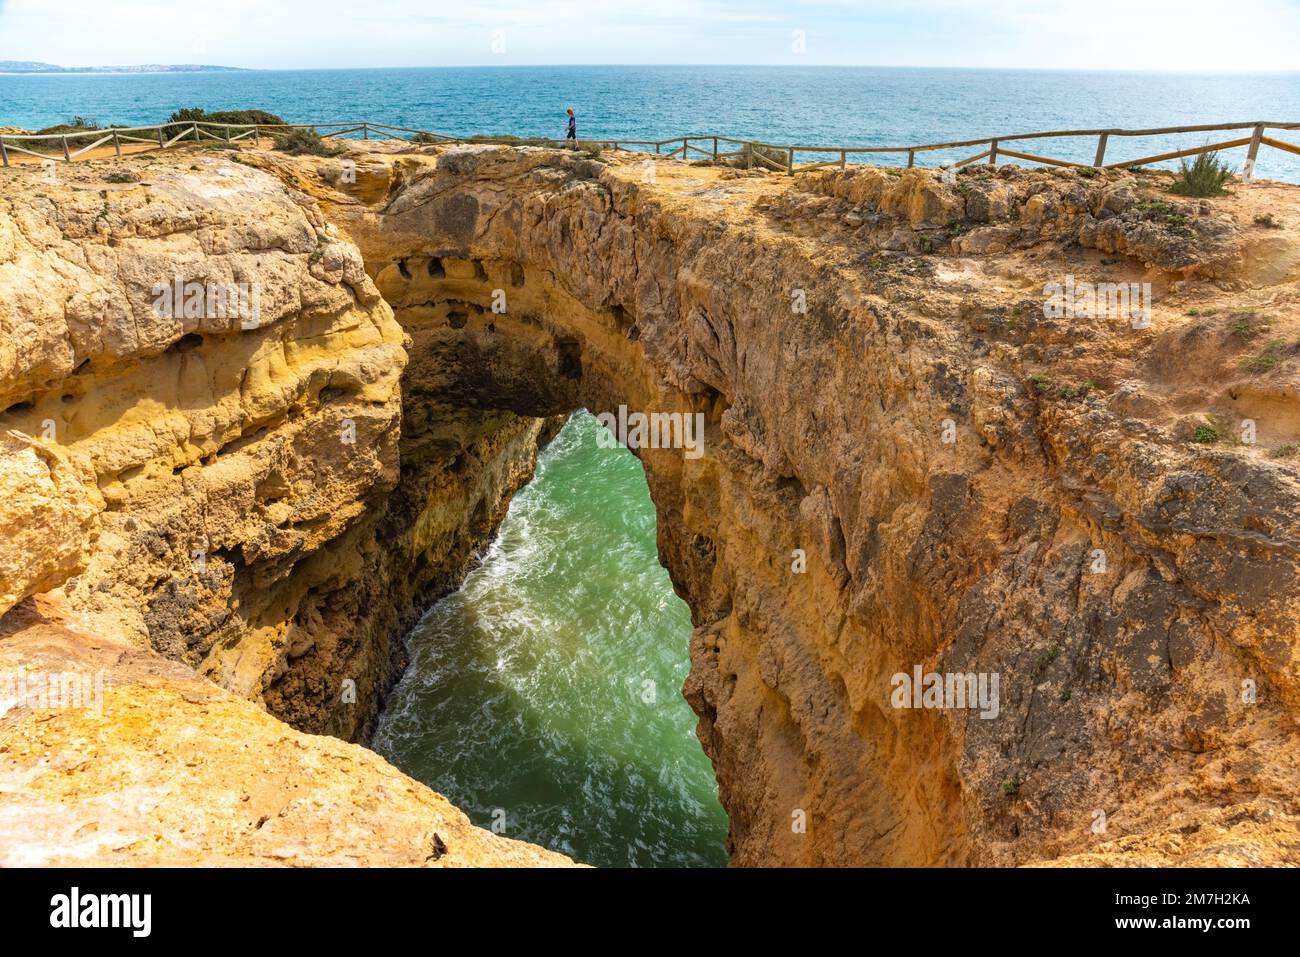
[169, 107, 284, 126]
[1228, 310, 1268, 340]
[753, 145, 788, 168]
[1254, 213, 1282, 229]
[721, 143, 791, 170]
[8, 118, 106, 153]
[410, 131, 439, 144]
[273, 128, 342, 157]
[1193, 424, 1220, 444]
[463, 134, 556, 147]
[1054, 382, 1096, 400]
[165, 108, 285, 142]
[1169, 151, 1234, 197]
[1136, 199, 1173, 214]
[1240, 339, 1287, 374]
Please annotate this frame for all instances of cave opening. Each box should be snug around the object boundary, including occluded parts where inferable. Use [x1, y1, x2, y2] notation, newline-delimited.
[371, 410, 729, 867]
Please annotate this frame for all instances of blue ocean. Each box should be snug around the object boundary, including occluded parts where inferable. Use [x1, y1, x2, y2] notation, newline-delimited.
[3, 65, 1299, 178]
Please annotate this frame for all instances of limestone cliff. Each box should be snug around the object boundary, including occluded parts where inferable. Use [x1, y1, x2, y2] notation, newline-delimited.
[2, 140, 1299, 867]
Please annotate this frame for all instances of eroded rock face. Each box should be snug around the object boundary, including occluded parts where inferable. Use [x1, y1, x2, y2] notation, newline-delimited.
[0, 432, 97, 613]
[2, 141, 1299, 868]
[0, 154, 553, 742]
[260, 143, 1300, 867]
[0, 597, 574, 866]
[0, 152, 568, 865]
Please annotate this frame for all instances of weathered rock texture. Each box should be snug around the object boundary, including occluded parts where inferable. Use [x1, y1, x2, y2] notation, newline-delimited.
[0, 152, 564, 864]
[256, 143, 1300, 867]
[3, 140, 1300, 867]
[0, 596, 572, 866]
[0, 154, 549, 741]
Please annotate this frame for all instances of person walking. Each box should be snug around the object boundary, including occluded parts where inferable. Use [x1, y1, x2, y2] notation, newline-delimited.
[565, 108, 577, 147]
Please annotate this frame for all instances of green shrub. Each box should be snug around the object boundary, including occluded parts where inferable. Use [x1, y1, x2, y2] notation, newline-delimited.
[1240, 339, 1287, 374]
[273, 128, 342, 157]
[7, 118, 105, 153]
[164, 108, 285, 143]
[168, 107, 283, 128]
[1169, 150, 1234, 197]
[410, 131, 440, 144]
[1228, 310, 1268, 340]
[1193, 424, 1220, 444]
[1055, 382, 1096, 400]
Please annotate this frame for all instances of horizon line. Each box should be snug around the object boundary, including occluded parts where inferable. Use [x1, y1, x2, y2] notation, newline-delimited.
[3, 62, 1300, 77]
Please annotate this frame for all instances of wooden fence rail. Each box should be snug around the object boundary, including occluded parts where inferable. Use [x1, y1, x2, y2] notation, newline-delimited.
[2, 119, 1298, 179]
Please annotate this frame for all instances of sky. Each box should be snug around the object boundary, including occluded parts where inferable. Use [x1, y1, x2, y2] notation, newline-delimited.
[0, 0, 1298, 72]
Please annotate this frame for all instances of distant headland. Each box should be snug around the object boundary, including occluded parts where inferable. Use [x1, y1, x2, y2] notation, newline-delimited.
[0, 61, 246, 74]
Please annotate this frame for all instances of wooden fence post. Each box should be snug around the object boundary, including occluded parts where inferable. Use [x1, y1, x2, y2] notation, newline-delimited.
[655, 143, 661, 154]
[113, 130, 121, 157]
[840, 149, 846, 169]
[158, 127, 166, 149]
[1245, 124, 1265, 180]
[907, 149, 915, 168]
[745, 142, 753, 169]
[988, 139, 998, 166]
[0, 138, 8, 168]
[223, 124, 231, 144]
[787, 148, 794, 176]
[362, 123, 369, 140]
[713, 137, 719, 161]
[1093, 132, 1109, 167]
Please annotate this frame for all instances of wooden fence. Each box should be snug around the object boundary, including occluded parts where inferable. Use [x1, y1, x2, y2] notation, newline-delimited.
[3, 118, 1299, 178]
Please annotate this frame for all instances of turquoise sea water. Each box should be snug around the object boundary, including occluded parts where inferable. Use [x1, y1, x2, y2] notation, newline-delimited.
[2, 65, 1299, 179]
[372, 413, 729, 868]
